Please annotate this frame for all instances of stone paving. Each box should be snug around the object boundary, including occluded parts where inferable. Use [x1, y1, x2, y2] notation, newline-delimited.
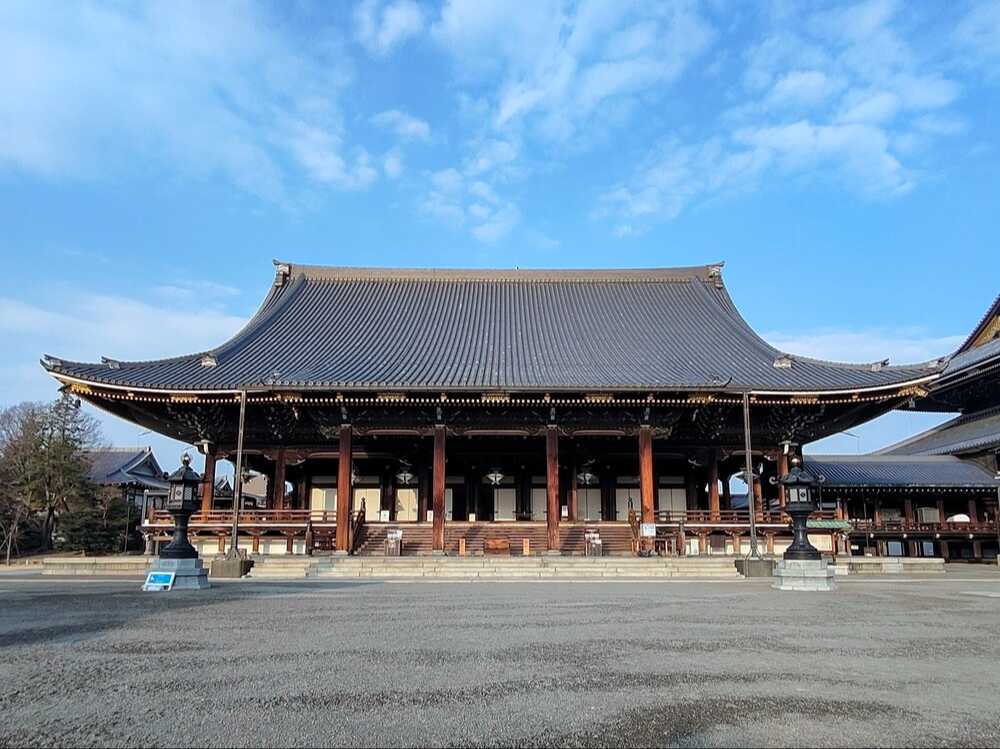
[1, 568, 999, 747]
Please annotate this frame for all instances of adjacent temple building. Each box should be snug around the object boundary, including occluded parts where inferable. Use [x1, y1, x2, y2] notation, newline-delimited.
[42, 263, 1000, 560]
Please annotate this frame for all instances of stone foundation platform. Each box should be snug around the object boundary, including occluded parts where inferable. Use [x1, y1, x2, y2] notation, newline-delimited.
[772, 559, 836, 591]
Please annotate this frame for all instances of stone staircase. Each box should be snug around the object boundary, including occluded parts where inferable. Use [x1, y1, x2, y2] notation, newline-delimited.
[246, 556, 320, 579]
[351, 522, 636, 556]
[308, 556, 742, 580]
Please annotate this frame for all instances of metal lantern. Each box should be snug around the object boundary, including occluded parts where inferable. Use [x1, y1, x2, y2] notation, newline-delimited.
[395, 461, 415, 486]
[778, 455, 823, 561]
[160, 453, 202, 560]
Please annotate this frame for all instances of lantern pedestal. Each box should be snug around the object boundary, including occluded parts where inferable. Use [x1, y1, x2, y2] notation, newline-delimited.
[146, 557, 210, 590]
[210, 557, 253, 578]
[772, 559, 836, 591]
[143, 454, 210, 591]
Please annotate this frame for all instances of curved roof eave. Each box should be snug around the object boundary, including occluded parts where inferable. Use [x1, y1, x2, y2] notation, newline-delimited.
[40, 261, 947, 396]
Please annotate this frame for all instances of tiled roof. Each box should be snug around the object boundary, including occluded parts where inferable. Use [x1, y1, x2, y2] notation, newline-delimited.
[941, 336, 1000, 379]
[804, 455, 1000, 488]
[43, 262, 940, 393]
[85, 447, 168, 490]
[957, 293, 1000, 353]
[881, 407, 1000, 457]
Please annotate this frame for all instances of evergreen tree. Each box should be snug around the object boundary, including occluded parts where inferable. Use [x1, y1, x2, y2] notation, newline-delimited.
[0, 394, 101, 559]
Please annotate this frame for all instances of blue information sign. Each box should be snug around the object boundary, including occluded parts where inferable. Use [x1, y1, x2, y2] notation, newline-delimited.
[142, 571, 176, 592]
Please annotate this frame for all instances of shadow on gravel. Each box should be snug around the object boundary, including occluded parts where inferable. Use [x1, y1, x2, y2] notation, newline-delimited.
[0, 580, 379, 650]
[532, 696, 910, 748]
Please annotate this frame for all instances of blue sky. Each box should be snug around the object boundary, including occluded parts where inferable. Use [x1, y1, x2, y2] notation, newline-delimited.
[2, 0, 998, 471]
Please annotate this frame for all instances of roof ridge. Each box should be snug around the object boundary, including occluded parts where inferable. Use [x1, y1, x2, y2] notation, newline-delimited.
[807, 454, 961, 462]
[276, 261, 725, 284]
[957, 292, 1000, 353]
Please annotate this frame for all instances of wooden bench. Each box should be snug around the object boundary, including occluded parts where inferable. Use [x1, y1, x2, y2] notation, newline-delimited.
[484, 538, 511, 555]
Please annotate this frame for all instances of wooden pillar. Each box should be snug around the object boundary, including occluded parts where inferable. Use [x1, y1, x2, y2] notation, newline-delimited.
[201, 449, 217, 513]
[752, 476, 763, 521]
[835, 497, 845, 521]
[777, 452, 789, 510]
[685, 468, 698, 512]
[334, 425, 352, 552]
[874, 498, 883, 526]
[517, 470, 531, 519]
[731, 533, 741, 556]
[708, 452, 720, 520]
[765, 532, 775, 555]
[968, 497, 980, 523]
[383, 470, 396, 522]
[903, 498, 914, 524]
[567, 453, 578, 522]
[465, 467, 480, 521]
[940, 539, 950, 560]
[600, 471, 615, 521]
[271, 448, 287, 510]
[721, 476, 732, 511]
[432, 426, 446, 552]
[546, 426, 560, 551]
[973, 539, 983, 559]
[936, 498, 945, 523]
[638, 426, 655, 525]
[301, 472, 312, 512]
[418, 466, 429, 522]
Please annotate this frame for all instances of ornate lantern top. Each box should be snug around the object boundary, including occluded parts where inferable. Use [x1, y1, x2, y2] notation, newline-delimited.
[166, 453, 202, 512]
[777, 455, 824, 505]
[168, 452, 201, 484]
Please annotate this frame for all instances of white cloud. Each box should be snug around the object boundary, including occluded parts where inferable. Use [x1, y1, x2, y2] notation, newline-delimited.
[371, 109, 431, 141]
[0, 287, 247, 408]
[762, 327, 963, 366]
[281, 120, 378, 189]
[152, 281, 241, 301]
[0, 1, 369, 202]
[435, 1, 713, 142]
[954, 1, 1000, 74]
[355, 0, 424, 57]
[419, 167, 521, 242]
[430, 168, 463, 193]
[597, 0, 965, 231]
[470, 202, 520, 243]
[383, 149, 404, 179]
[767, 70, 843, 108]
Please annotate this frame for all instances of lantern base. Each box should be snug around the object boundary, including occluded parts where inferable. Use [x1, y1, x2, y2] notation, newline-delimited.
[146, 557, 210, 590]
[772, 559, 836, 592]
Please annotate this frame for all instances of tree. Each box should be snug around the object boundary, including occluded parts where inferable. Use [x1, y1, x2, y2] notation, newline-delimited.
[0, 394, 101, 560]
[57, 486, 134, 554]
[0, 403, 45, 563]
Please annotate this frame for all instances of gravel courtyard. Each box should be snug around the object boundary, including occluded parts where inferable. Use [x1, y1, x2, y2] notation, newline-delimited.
[2, 572, 1000, 748]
